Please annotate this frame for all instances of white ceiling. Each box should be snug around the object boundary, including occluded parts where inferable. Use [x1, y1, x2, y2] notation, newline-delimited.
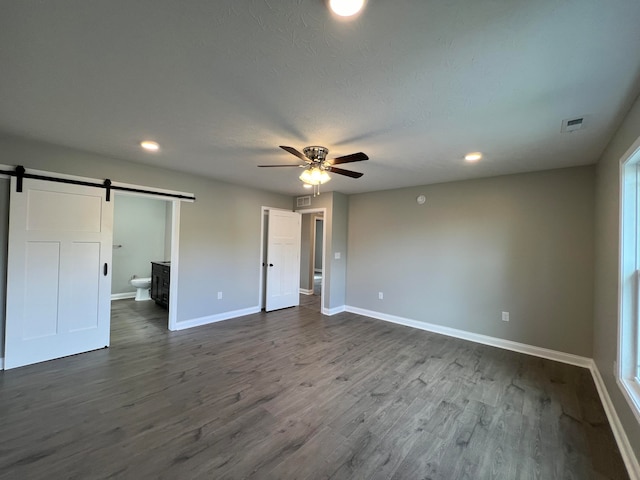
[1, 0, 640, 196]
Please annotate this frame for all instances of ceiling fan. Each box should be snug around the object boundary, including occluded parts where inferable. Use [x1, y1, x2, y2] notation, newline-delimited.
[259, 145, 368, 195]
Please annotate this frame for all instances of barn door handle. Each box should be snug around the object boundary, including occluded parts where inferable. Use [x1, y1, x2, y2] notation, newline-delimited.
[103, 263, 108, 276]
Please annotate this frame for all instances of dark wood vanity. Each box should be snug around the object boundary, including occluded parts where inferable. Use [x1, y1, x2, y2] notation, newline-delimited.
[151, 261, 170, 309]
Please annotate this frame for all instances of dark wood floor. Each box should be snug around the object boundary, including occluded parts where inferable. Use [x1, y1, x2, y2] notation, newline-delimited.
[0, 299, 629, 479]
[299, 274, 321, 311]
[299, 291, 321, 311]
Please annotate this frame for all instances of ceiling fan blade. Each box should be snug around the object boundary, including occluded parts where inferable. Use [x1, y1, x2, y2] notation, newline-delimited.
[258, 164, 305, 167]
[329, 166, 364, 178]
[280, 145, 310, 162]
[330, 152, 369, 165]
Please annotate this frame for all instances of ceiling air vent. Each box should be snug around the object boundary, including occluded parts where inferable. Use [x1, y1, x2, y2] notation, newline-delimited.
[561, 116, 588, 133]
[296, 195, 311, 207]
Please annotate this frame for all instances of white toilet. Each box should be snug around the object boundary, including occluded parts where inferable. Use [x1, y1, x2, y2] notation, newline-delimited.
[130, 277, 152, 301]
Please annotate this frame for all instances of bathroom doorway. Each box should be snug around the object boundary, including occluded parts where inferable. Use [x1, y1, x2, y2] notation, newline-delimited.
[111, 192, 179, 333]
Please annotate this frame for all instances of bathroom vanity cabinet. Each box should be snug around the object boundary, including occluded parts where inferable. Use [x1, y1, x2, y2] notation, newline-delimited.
[151, 261, 170, 309]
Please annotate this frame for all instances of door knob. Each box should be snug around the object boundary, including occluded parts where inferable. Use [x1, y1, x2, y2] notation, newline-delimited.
[269, 263, 274, 267]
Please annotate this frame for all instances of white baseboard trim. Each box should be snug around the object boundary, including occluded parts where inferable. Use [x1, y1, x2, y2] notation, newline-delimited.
[174, 306, 261, 331]
[589, 362, 640, 480]
[299, 288, 314, 295]
[345, 306, 592, 368]
[111, 292, 136, 301]
[323, 305, 346, 316]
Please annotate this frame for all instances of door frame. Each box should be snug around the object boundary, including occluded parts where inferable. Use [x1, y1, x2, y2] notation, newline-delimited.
[294, 207, 327, 313]
[0, 165, 193, 346]
[112, 191, 182, 331]
[290, 207, 331, 315]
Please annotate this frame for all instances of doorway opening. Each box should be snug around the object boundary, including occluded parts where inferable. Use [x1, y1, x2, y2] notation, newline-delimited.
[110, 193, 177, 335]
[297, 208, 327, 313]
[299, 213, 324, 312]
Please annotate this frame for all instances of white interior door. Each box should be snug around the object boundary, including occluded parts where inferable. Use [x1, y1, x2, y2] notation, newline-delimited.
[266, 209, 301, 312]
[4, 177, 113, 369]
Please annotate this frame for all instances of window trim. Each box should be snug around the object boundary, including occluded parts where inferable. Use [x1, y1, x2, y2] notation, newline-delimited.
[618, 138, 640, 423]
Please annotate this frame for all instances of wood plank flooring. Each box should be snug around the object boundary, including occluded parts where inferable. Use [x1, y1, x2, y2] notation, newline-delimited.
[299, 274, 321, 311]
[0, 299, 629, 479]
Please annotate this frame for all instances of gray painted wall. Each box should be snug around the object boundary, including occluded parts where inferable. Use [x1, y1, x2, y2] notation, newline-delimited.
[164, 202, 172, 260]
[112, 194, 168, 295]
[0, 134, 292, 330]
[330, 192, 349, 309]
[594, 93, 640, 459]
[315, 218, 323, 271]
[346, 167, 595, 357]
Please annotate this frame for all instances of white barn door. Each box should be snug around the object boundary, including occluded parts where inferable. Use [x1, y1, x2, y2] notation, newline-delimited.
[4, 177, 113, 369]
[265, 210, 301, 312]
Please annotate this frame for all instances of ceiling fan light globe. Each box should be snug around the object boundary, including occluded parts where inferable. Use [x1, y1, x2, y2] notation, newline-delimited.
[300, 167, 331, 185]
[310, 168, 323, 184]
[319, 170, 331, 184]
[299, 169, 317, 185]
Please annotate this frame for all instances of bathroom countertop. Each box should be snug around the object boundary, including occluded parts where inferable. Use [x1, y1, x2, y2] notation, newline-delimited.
[152, 261, 171, 266]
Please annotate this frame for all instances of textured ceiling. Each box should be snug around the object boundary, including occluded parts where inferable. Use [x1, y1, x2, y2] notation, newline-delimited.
[1, 0, 640, 195]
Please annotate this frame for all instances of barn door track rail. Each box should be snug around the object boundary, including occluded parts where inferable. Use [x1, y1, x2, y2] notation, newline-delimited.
[0, 165, 196, 202]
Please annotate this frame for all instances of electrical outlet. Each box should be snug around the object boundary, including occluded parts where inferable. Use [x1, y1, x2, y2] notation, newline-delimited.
[501, 311, 509, 322]
[334, 252, 341, 260]
[378, 292, 384, 300]
[217, 291, 223, 300]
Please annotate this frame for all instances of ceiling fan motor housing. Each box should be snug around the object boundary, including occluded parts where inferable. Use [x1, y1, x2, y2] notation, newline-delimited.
[303, 146, 329, 164]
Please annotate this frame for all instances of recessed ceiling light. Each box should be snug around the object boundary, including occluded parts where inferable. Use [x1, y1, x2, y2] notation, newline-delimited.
[464, 152, 482, 162]
[329, 0, 365, 17]
[140, 140, 160, 152]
